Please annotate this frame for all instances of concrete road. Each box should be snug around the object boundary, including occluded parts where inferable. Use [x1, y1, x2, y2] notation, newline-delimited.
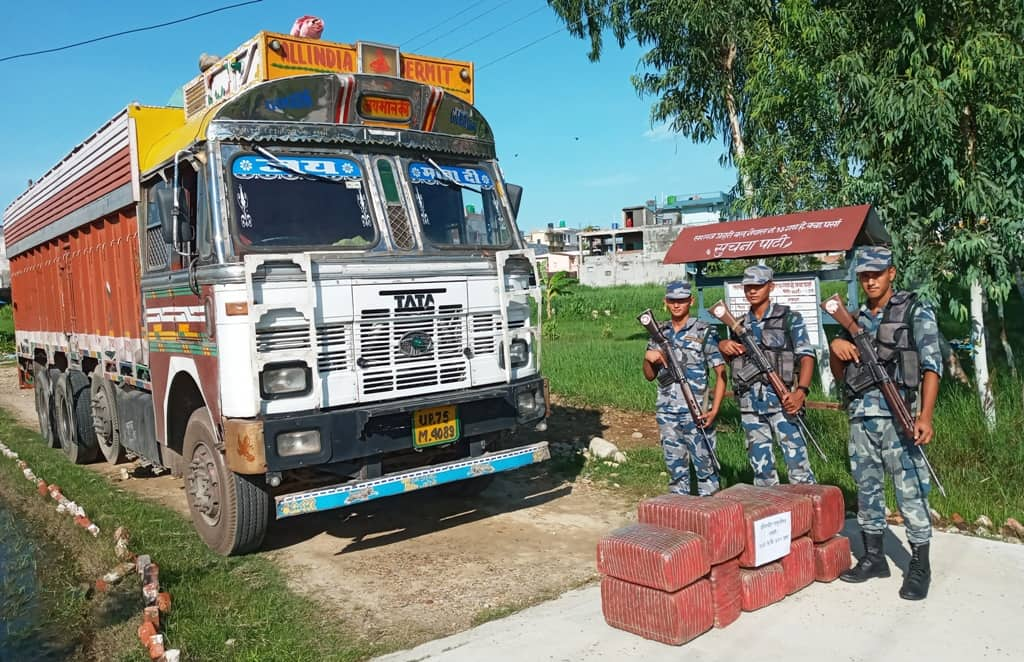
[376, 521, 1023, 661]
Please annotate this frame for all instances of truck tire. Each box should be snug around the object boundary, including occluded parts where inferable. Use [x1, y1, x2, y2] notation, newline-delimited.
[90, 369, 127, 464]
[53, 371, 100, 464]
[33, 364, 58, 447]
[184, 407, 269, 555]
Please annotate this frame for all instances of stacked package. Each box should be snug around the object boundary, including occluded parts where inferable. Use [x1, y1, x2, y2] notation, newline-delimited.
[597, 524, 714, 644]
[597, 485, 852, 645]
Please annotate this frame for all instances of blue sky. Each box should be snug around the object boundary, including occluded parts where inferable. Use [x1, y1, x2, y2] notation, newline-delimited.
[0, 0, 736, 234]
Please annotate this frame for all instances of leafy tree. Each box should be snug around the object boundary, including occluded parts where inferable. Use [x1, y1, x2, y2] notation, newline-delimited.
[542, 270, 575, 318]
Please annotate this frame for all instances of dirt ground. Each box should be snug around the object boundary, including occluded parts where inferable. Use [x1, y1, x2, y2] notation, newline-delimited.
[0, 364, 659, 647]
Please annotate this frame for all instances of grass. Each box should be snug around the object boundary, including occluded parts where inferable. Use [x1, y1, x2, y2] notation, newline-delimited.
[544, 283, 1024, 526]
[0, 410, 384, 662]
[0, 305, 13, 355]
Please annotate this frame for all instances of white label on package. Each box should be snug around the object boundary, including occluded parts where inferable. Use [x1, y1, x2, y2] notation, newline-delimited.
[753, 511, 792, 567]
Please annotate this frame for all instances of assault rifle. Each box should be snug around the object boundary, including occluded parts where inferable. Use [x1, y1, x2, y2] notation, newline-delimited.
[821, 294, 947, 497]
[708, 300, 828, 461]
[637, 309, 721, 473]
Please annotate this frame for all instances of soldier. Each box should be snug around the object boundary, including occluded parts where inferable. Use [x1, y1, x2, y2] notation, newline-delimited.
[829, 246, 940, 600]
[642, 280, 727, 496]
[719, 265, 817, 486]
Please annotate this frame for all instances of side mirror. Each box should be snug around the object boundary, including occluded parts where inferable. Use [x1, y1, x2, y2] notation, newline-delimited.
[505, 183, 523, 221]
[154, 187, 175, 243]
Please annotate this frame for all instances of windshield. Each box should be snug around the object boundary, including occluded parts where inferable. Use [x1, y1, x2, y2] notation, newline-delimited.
[408, 161, 512, 248]
[230, 153, 377, 249]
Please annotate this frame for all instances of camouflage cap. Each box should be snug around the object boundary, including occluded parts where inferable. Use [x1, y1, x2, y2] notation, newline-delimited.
[665, 280, 692, 300]
[741, 264, 774, 286]
[854, 246, 893, 273]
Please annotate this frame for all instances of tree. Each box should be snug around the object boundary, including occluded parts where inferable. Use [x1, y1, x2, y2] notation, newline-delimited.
[542, 270, 575, 318]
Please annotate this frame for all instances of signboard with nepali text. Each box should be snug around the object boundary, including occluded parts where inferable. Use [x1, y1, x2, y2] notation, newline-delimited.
[726, 278, 825, 347]
[663, 204, 891, 265]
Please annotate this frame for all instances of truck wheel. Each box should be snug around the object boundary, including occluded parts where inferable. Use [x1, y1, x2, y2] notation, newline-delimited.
[90, 369, 126, 464]
[183, 407, 269, 555]
[33, 365, 58, 447]
[53, 371, 100, 464]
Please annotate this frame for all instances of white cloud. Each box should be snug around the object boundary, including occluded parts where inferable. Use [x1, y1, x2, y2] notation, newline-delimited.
[642, 123, 676, 142]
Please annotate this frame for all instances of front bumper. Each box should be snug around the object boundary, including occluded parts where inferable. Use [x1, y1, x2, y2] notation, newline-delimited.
[253, 376, 546, 472]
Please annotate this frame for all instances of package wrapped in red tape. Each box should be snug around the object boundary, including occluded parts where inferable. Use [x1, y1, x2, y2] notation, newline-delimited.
[814, 535, 852, 582]
[780, 536, 815, 594]
[705, 488, 785, 568]
[769, 484, 845, 542]
[637, 494, 745, 564]
[597, 523, 709, 592]
[601, 576, 714, 646]
[739, 562, 787, 612]
[718, 483, 813, 539]
[708, 558, 741, 628]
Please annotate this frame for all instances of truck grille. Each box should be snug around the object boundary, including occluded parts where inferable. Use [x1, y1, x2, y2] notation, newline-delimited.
[357, 304, 468, 395]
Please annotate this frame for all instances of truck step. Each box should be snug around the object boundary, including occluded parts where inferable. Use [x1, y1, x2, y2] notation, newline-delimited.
[275, 441, 550, 518]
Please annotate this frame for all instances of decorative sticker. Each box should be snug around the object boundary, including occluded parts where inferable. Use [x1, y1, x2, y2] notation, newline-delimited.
[233, 156, 362, 180]
[408, 162, 493, 189]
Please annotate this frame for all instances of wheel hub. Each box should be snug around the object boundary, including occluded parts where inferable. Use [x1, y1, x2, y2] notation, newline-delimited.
[187, 444, 220, 523]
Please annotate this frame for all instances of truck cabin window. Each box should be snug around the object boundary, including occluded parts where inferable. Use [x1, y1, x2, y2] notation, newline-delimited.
[408, 161, 511, 248]
[230, 154, 377, 249]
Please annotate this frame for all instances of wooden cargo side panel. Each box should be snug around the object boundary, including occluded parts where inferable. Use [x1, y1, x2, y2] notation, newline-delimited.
[10, 209, 142, 348]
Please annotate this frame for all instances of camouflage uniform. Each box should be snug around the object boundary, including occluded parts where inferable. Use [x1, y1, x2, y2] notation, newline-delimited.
[840, 281, 942, 545]
[734, 266, 817, 486]
[648, 282, 725, 496]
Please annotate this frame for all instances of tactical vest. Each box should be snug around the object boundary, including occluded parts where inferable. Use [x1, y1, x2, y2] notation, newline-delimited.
[843, 291, 922, 397]
[731, 304, 796, 392]
[655, 320, 711, 389]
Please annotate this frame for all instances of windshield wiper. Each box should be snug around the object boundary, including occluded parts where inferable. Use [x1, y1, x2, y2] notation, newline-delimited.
[424, 156, 482, 194]
[251, 145, 347, 185]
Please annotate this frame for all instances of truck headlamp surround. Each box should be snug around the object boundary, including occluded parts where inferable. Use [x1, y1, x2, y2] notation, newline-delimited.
[260, 362, 311, 399]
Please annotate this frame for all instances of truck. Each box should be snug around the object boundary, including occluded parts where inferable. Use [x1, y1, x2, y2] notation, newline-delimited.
[3, 31, 549, 555]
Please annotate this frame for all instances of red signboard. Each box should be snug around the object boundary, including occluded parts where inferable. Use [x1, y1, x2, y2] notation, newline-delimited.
[663, 204, 890, 264]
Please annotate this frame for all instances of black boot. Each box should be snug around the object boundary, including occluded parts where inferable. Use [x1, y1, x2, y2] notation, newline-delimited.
[840, 531, 891, 583]
[899, 542, 931, 600]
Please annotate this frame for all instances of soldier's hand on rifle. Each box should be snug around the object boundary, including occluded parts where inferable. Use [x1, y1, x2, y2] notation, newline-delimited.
[702, 405, 720, 428]
[914, 415, 934, 446]
[718, 339, 745, 358]
[781, 388, 806, 415]
[644, 349, 666, 366]
[829, 338, 860, 363]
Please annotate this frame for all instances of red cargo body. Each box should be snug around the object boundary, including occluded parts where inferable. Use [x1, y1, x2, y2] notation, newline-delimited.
[708, 558, 742, 629]
[739, 562, 787, 612]
[814, 535, 852, 582]
[10, 213, 142, 347]
[601, 576, 714, 646]
[718, 483, 813, 539]
[780, 536, 815, 594]
[637, 494, 745, 564]
[769, 484, 846, 542]
[597, 524, 709, 592]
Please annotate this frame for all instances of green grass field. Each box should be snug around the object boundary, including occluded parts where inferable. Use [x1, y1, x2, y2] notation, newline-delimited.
[543, 282, 1024, 525]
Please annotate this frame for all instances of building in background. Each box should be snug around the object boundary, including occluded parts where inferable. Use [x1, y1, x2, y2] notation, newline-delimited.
[578, 191, 733, 287]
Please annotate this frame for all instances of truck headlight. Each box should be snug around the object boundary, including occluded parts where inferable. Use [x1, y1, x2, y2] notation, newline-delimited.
[277, 429, 321, 457]
[261, 363, 310, 398]
[503, 258, 534, 291]
[509, 339, 529, 367]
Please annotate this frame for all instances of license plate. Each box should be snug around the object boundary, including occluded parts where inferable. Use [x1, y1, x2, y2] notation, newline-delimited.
[412, 405, 460, 448]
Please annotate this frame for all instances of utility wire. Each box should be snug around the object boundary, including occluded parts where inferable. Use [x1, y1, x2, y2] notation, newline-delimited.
[410, 0, 518, 53]
[0, 1, 263, 63]
[442, 5, 547, 59]
[401, 5, 482, 48]
[477, 28, 564, 71]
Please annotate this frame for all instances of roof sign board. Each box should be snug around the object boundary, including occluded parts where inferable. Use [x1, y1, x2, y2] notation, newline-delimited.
[726, 278, 826, 348]
[663, 204, 890, 264]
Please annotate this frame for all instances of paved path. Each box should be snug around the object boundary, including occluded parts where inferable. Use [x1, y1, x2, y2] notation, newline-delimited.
[376, 521, 1023, 661]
